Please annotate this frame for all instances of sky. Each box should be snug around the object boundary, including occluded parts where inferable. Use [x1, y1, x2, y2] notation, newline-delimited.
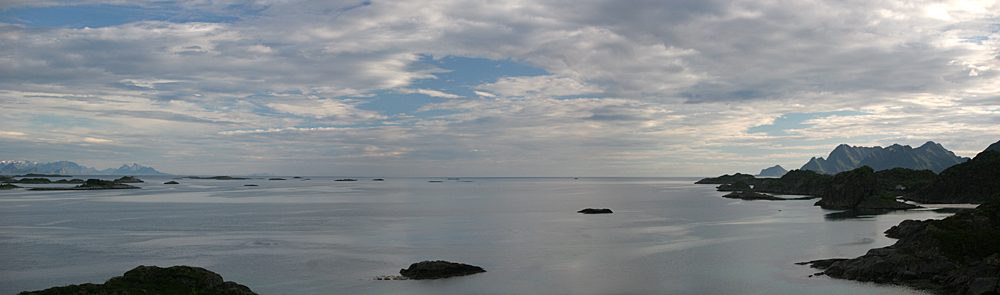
[0, 0, 998, 177]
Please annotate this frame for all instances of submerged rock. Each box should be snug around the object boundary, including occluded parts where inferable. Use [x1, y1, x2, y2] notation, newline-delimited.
[578, 208, 613, 214]
[399, 260, 486, 280]
[18, 265, 258, 295]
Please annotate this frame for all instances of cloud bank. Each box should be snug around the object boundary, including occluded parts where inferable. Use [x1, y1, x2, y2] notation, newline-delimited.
[1, 0, 998, 176]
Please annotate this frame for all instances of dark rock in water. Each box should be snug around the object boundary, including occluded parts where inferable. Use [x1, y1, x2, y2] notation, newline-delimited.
[268, 178, 286, 180]
[244, 184, 258, 186]
[695, 173, 757, 184]
[164, 181, 180, 184]
[578, 208, 613, 214]
[716, 180, 753, 191]
[335, 178, 357, 181]
[30, 179, 140, 190]
[18, 265, 258, 295]
[721, 191, 787, 201]
[399, 260, 486, 280]
[1, 183, 21, 190]
[754, 169, 831, 196]
[804, 198, 1000, 295]
[114, 176, 144, 183]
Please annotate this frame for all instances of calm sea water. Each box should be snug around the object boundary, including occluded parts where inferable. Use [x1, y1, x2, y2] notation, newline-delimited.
[0, 176, 955, 295]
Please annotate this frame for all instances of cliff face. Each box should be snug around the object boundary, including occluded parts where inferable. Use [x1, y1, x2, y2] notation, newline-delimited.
[808, 198, 1000, 295]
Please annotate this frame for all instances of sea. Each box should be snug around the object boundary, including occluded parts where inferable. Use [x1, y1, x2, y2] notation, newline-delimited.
[0, 176, 960, 295]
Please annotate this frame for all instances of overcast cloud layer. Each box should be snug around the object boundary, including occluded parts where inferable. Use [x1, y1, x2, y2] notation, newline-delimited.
[1, 0, 998, 176]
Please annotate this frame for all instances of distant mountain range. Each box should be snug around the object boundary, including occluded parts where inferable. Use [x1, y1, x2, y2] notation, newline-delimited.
[0, 160, 169, 175]
[800, 141, 969, 174]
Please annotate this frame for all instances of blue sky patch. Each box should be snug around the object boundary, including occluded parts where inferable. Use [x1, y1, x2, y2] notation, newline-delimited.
[358, 55, 549, 116]
[748, 111, 870, 135]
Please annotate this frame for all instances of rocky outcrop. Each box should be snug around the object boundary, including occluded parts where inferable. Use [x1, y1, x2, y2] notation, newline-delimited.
[113, 176, 144, 183]
[695, 173, 758, 184]
[578, 208, 613, 214]
[164, 181, 180, 184]
[814, 166, 917, 210]
[30, 179, 139, 190]
[18, 265, 258, 295]
[721, 191, 787, 201]
[905, 150, 1000, 204]
[815, 166, 878, 209]
[716, 180, 753, 191]
[754, 169, 831, 196]
[398, 261, 486, 280]
[804, 197, 1000, 295]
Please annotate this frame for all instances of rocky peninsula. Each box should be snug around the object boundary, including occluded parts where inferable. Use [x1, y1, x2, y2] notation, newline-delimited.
[803, 197, 1000, 295]
[18, 265, 258, 295]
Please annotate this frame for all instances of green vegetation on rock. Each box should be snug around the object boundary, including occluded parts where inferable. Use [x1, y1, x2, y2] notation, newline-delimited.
[905, 150, 1000, 204]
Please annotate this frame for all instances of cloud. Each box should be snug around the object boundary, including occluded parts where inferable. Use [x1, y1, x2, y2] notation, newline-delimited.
[1, 0, 998, 176]
[266, 98, 387, 123]
[395, 88, 462, 98]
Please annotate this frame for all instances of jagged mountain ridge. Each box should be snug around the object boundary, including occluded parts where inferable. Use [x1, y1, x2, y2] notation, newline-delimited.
[800, 141, 968, 174]
[0, 160, 168, 175]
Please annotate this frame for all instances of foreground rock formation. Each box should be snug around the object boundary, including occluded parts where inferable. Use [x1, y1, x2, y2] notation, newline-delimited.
[804, 197, 1000, 295]
[19, 265, 258, 295]
[399, 261, 486, 280]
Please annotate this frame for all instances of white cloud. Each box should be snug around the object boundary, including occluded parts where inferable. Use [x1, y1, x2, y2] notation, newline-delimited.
[475, 75, 602, 98]
[1, 0, 998, 175]
[266, 98, 386, 122]
[395, 88, 463, 98]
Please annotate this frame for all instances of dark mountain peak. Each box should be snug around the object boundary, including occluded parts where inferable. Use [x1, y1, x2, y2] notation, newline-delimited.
[984, 139, 1000, 152]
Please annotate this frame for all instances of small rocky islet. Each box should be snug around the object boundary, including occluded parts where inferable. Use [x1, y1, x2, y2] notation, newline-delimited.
[18, 265, 258, 295]
[578, 208, 613, 214]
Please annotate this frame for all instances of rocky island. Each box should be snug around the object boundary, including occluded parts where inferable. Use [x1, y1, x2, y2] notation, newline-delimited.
[398, 260, 486, 280]
[18, 265, 258, 295]
[578, 208, 613, 214]
[29, 178, 141, 190]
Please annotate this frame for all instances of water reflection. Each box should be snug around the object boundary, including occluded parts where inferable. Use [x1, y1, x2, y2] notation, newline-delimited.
[824, 208, 966, 221]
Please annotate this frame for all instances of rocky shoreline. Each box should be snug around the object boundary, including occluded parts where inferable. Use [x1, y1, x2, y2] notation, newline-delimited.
[802, 198, 1000, 295]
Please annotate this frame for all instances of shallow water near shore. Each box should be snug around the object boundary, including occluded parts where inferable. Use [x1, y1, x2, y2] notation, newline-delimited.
[1, 177, 955, 295]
